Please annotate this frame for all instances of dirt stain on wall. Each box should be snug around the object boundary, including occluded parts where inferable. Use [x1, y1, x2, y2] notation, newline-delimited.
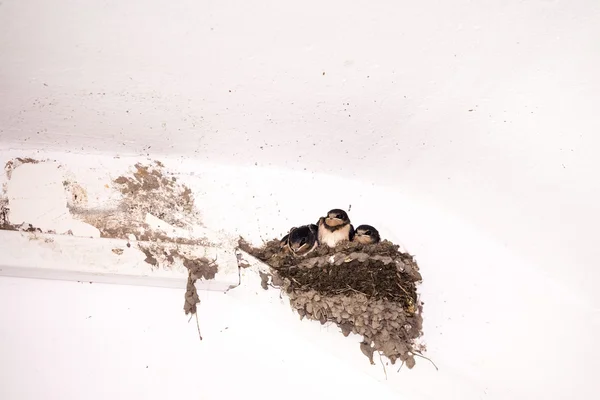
[69, 161, 204, 244]
[3, 158, 217, 273]
[0, 197, 9, 230]
[4, 157, 40, 180]
[2, 157, 219, 318]
[66, 161, 219, 286]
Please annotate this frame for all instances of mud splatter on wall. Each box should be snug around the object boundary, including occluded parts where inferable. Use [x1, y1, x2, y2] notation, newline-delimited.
[66, 162, 204, 243]
[1, 158, 225, 277]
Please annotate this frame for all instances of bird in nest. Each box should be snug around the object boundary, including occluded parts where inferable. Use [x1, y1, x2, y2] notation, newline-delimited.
[352, 224, 381, 244]
[280, 224, 319, 256]
[317, 208, 354, 248]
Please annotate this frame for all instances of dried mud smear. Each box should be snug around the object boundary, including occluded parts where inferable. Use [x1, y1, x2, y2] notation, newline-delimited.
[2, 159, 218, 320]
[2, 158, 217, 322]
[242, 238, 424, 367]
[67, 161, 220, 313]
[184, 257, 218, 315]
[70, 161, 202, 244]
[0, 198, 9, 230]
[135, 242, 220, 317]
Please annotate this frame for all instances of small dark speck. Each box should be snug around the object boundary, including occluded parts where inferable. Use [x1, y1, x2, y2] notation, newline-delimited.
[86, 316, 92, 319]
[43, 83, 48, 87]
[255, 162, 258, 166]
[229, 90, 231, 93]
[126, 242, 131, 248]
[322, 72, 325, 76]
[89, 281, 92, 284]
[562, 164, 566, 169]
[146, 366, 148, 369]
[468, 109, 474, 112]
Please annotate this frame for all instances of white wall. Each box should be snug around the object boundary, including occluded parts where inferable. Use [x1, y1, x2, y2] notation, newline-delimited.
[1, 1, 599, 399]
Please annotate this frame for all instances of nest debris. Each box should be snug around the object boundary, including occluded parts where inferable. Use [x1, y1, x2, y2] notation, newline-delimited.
[183, 257, 219, 315]
[240, 238, 425, 367]
[183, 256, 219, 341]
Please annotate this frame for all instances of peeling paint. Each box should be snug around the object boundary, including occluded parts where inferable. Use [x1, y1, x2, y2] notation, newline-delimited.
[2, 157, 215, 245]
[0, 158, 217, 269]
[4, 157, 40, 180]
[0, 153, 240, 289]
[3, 160, 100, 237]
[6, 159, 222, 273]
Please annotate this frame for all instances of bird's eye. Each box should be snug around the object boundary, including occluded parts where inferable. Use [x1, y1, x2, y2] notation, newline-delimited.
[300, 238, 306, 246]
[365, 230, 372, 236]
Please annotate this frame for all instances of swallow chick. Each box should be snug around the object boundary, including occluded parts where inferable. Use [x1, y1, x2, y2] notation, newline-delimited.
[280, 224, 319, 256]
[317, 208, 353, 248]
[353, 224, 381, 244]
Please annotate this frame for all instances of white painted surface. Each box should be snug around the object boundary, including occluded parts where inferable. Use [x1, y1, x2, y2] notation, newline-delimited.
[6, 162, 101, 237]
[0, 154, 239, 290]
[1, 0, 600, 399]
[0, 230, 238, 291]
[0, 274, 403, 400]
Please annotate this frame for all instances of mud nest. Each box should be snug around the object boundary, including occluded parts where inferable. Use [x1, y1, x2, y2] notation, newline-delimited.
[240, 239, 424, 368]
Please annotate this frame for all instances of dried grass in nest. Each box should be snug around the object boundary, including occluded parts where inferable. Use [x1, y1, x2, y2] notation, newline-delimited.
[240, 238, 425, 367]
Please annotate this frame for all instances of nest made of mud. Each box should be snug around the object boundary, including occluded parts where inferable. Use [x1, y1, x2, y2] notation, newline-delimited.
[241, 239, 425, 367]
